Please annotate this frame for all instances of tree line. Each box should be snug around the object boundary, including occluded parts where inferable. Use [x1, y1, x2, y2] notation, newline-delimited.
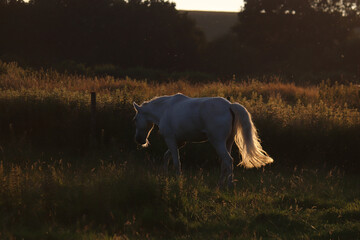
[0, 0, 206, 71]
[1, 0, 360, 80]
[218, 0, 360, 79]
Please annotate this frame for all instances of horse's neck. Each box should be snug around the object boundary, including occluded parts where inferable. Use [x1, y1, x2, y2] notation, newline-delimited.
[143, 97, 169, 125]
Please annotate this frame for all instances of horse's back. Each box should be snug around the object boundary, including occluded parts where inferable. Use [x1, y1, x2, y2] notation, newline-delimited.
[170, 94, 229, 108]
[161, 95, 232, 142]
[170, 95, 231, 118]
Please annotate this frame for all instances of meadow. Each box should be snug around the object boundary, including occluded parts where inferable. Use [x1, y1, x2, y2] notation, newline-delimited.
[184, 11, 238, 41]
[0, 61, 360, 239]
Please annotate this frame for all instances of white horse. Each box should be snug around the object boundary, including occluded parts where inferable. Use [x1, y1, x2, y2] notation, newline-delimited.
[133, 93, 273, 187]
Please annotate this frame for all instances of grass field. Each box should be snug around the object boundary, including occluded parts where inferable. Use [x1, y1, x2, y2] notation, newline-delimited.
[183, 11, 238, 41]
[1, 159, 360, 239]
[0, 61, 360, 239]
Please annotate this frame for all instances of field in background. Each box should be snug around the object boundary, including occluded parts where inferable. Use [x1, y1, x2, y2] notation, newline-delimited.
[0, 61, 360, 239]
[183, 11, 238, 41]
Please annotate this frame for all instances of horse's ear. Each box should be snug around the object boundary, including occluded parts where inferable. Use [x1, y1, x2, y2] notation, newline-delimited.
[133, 102, 141, 112]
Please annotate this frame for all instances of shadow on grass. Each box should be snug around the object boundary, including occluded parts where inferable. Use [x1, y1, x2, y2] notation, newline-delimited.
[250, 212, 310, 238]
[315, 226, 360, 240]
[321, 210, 360, 224]
[275, 195, 343, 210]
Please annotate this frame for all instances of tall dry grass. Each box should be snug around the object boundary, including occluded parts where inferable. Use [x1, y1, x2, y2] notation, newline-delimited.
[0, 60, 359, 169]
[1, 61, 359, 127]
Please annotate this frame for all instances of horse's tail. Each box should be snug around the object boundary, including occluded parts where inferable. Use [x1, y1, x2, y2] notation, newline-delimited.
[230, 103, 273, 168]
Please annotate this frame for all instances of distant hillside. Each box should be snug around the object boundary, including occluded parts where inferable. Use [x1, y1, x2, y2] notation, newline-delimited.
[181, 11, 238, 41]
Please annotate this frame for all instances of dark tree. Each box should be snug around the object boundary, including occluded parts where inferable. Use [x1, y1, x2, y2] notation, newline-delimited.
[0, 0, 205, 71]
[227, 0, 360, 75]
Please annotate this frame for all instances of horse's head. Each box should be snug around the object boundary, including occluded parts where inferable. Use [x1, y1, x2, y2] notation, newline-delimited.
[133, 102, 154, 147]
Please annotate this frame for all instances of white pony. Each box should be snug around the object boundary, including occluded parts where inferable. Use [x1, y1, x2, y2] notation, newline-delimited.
[133, 93, 273, 187]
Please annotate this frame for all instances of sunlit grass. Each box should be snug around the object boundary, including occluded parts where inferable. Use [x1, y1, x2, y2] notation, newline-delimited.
[1, 61, 359, 128]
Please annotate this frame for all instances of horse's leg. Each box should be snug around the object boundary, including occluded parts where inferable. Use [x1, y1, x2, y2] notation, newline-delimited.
[164, 137, 181, 175]
[226, 137, 234, 155]
[211, 141, 234, 189]
[219, 159, 228, 187]
[163, 149, 171, 173]
[225, 136, 235, 182]
[226, 123, 236, 154]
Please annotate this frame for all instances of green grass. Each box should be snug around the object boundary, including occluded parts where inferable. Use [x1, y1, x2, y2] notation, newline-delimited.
[0, 61, 360, 239]
[0, 158, 359, 239]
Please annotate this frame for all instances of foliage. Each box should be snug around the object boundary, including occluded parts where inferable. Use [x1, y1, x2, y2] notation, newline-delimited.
[210, 0, 360, 77]
[0, 0, 205, 70]
[2, 0, 360, 79]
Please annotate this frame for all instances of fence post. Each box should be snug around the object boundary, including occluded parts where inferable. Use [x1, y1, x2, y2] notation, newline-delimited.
[90, 92, 97, 147]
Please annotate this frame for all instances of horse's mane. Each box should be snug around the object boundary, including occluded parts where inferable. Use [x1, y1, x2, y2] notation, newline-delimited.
[142, 94, 178, 107]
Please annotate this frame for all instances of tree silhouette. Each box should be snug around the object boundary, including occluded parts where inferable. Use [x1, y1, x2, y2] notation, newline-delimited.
[1, 0, 360, 79]
[0, 0, 205, 70]
[225, 0, 360, 75]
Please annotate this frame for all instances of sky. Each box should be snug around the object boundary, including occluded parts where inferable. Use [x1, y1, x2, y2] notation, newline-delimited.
[173, 0, 244, 12]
